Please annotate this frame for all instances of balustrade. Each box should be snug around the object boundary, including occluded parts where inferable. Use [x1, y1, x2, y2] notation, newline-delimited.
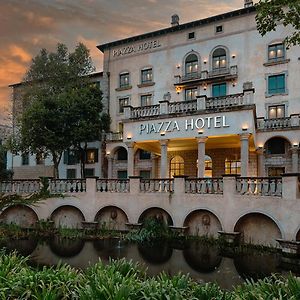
[131, 105, 159, 118]
[0, 180, 40, 194]
[50, 179, 86, 193]
[96, 179, 129, 192]
[185, 178, 223, 194]
[168, 100, 197, 114]
[236, 177, 282, 196]
[257, 117, 291, 130]
[140, 179, 173, 193]
[206, 93, 244, 109]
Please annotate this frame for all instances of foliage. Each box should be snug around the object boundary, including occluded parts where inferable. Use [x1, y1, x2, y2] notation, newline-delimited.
[15, 43, 110, 178]
[255, 0, 300, 47]
[0, 251, 299, 299]
[0, 144, 12, 181]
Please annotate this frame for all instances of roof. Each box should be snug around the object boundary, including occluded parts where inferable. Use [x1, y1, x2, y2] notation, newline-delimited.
[97, 6, 256, 52]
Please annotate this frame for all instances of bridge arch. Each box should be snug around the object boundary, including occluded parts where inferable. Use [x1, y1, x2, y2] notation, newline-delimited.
[94, 206, 128, 231]
[0, 205, 38, 228]
[234, 212, 282, 246]
[50, 205, 85, 229]
[183, 209, 222, 238]
[138, 207, 173, 226]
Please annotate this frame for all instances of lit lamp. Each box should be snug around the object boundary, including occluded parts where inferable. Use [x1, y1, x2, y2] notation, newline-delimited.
[176, 64, 181, 69]
[176, 86, 182, 94]
[198, 129, 203, 135]
[126, 135, 132, 140]
[160, 132, 166, 136]
[106, 151, 110, 156]
[242, 126, 248, 132]
[232, 54, 236, 59]
[203, 59, 207, 64]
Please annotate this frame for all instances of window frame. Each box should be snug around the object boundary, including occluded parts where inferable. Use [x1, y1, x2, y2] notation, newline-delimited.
[184, 53, 199, 77]
[21, 152, 29, 166]
[140, 94, 152, 107]
[212, 48, 227, 71]
[118, 97, 130, 114]
[268, 43, 285, 62]
[268, 104, 285, 119]
[85, 149, 98, 164]
[141, 68, 153, 84]
[225, 159, 241, 175]
[266, 72, 288, 97]
[185, 87, 198, 101]
[119, 72, 130, 89]
[212, 82, 227, 97]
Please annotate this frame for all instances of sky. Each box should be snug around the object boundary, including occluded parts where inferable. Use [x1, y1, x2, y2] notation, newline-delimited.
[0, 0, 248, 123]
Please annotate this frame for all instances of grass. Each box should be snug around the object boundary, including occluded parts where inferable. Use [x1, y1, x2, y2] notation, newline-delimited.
[0, 250, 299, 300]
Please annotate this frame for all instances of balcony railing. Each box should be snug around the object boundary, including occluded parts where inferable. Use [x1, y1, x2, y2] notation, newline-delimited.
[257, 115, 300, 131]
[49, 179, 86, 193]
[96, 179, 129, 192]
[0, 180, 41, 194]
[168, 100, 197, 114]
[140, 179, 173, 193]
[104, 132, 123, 141]
[236, 177, 282, 197]
[206, 93, 244, 109]
[130, 104, 160, 119]
[185, 178, 223, 194]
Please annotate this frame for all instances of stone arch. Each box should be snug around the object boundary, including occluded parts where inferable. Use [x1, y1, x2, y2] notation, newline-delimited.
[182, 51, 201, 76]
[50, 205, 85, 229]
[210, 45, 230, 71]
[183, 209, 222, 238]
[264, 136, 291, 154]
[138, 207, 173, 226]
[0, 205, 38, 228]
[183, 241, 222, 273]
[234, 212, 282, 246]
[94, 206, 129, 231]
[113, 146, 128, 161]
[50, 237, 84, 258]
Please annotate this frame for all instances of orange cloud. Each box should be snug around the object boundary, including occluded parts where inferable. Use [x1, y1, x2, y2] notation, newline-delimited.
[9, 45, 32, 63]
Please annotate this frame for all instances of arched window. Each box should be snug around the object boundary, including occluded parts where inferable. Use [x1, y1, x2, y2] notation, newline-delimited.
[205, 155, 212, 177]
[117, 147, 127, 160]
[170, 156, 184, 177]
[185, 53, 199, 77]
[212, 48, 227, 70]
[265, 137, 287, 155]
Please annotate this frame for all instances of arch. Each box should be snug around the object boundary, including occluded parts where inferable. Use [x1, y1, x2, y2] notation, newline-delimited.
[183, 51, 201, 77]
[0, 205, 38, 228]
[50, 205, 85, 229]
[204, 155, 212, 177]
[169, 155, 184, 177]
[138, 207, 173, 226]
[94, 206, 129, 231]
[183, 209, 222, 238]
[183, 241, 222, 273]
[264, 136, 291, 155]
[0, 238, 38, 256]
[50, 237, 84, 258]
[234, 212, 282, 246]
[210, 45, 229, 71]
[115, 146, 128, 161]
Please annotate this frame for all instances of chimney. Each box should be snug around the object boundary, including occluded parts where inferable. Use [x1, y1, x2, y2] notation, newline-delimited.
[171, 14, 179, 27]
[244, 0, 253, 8]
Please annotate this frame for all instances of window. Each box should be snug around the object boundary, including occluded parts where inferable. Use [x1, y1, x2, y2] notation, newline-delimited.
[22, 153, 29, 165]
[185, 88, 198, 101]
[225, 159, 241, 175]
[139, 150, 151, 160]
[268, 167, 285, 176]
[66, 169, 76, 179]
[141, 94, 152, 106]
[118, 170, 127, 179]
[118, 122, 124, 133]
[86, 149, 98, 164]
[170, 156, 184, 177]
[188, 32, 195, 39]
[119, 97, 129, 113]
[85, 168, 95, 177]
[119, 72, 130, 88]
[185, 53, 199, 76]
[63, 149, 79, 165]
[268, 43, 285, 62]
[205, 155, 212, 178]
[215, 25, 223, 33]
[268, 105, 285, 119]
[266, 137, 286, 154]
[268, 74, 286, 95]
[36, 153, 44, 165]
[212, 48, 227, 70]
[212, 83, 226, 97]
[140, 170, 151, 178]
[141, 68, 153, 84]
[117, 147, 127, 160]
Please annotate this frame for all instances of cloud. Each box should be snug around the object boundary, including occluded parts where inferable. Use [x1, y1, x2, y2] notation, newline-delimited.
[9, 45, 32, 63]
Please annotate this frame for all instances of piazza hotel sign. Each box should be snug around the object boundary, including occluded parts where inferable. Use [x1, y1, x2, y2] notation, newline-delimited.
[112, 40, 161, 57]
[123, 110, 255, 142]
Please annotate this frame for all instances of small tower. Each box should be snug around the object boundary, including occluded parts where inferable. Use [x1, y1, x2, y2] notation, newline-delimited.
[171, 14, 179, 27]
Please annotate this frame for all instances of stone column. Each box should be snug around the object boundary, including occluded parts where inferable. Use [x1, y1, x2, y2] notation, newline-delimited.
[291, 146, 299, 173]
[256, 147, 265, 177]
[160, 140, 169, 178]
[126, 142, 135, 177]
[151, 154, 158, 178]
[196, 136, 208, 177]
[240, 133, 250, 177]
[107, 156, 113, 178]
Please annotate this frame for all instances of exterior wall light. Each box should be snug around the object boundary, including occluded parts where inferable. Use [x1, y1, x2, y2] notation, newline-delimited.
[176, 64, 181, 69]
[293, 143, 299, 147]
[160, 132, 166, 136]
[242, 126, 248, 131]
[176, 86, 182, 94]
[106, 151, 110, 155]
[198, 129, 203, 134]
[127, 136, 132, 140]
[232, 54, 236, 59]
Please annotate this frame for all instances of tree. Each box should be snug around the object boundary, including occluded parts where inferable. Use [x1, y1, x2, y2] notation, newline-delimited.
[255, 0, 300, 47]
[0, 144, 13, 181]
[16, 43, 110, 178]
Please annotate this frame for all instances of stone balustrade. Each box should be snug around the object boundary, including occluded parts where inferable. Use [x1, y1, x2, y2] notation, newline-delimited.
[205, 93, 244, 109]
[0, 179, 41, 194]
[104, 131, 123, 141]
[168, 100, 197, 114]
[236, 177, 282, 196]
[130, 104, 160, 119]
[257, 115, 300, 131]
[96, 179, 129, 193]
[185, 178, 223, 194]
[49, 179, 86, 193]
[140, 178, 174, 193]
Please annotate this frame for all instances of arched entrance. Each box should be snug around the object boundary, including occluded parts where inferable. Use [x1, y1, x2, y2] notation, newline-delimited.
[138, 207, 173, 226]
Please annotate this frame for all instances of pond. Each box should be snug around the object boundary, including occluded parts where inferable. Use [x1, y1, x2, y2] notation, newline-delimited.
[1, 238, 299, 290]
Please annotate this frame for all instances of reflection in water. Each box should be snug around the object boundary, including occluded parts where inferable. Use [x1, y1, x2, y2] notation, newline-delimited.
[93, 238, 128, 260]
[49, 237, 84, 258]
[183, 241, 222, 273]
[0, 238, 37, 256]
[234, 253, 281, 280]
[138, 242, 173, 265]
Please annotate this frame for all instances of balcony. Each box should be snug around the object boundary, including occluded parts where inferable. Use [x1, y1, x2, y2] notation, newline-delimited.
[124, 87, 254, 120]
[174, 65, 238, 85]
[104, 132, 123, 141]
[257, 115, 300, 131]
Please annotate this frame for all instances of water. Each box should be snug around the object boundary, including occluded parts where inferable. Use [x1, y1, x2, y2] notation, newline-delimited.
[1, 238, 299, 290]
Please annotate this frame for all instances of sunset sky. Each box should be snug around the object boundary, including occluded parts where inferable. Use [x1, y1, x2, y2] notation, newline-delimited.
[0, 0, 250, 123]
